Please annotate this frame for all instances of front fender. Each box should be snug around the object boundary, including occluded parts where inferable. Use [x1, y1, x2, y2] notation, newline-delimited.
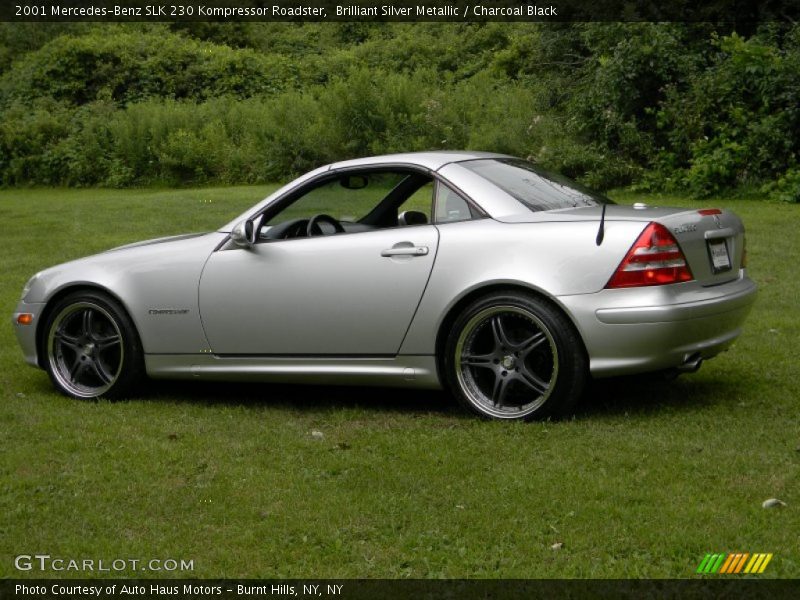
[21, 233, 227, 356]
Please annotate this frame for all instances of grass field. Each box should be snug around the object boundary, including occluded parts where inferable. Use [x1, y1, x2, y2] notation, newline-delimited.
[0, 186, 797, 578]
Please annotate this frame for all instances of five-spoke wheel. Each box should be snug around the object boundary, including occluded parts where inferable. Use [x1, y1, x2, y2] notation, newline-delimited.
[445, 292, 586, 420]
[44, 291, 144, 399]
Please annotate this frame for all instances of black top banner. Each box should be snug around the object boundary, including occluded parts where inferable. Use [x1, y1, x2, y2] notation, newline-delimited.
[3, 0, 800, 22]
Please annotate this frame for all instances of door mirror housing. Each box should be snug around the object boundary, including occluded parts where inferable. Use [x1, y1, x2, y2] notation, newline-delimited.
[340, 174, 368, 190]
[231, 217, 261, 248]
[398, 210, 428, 226]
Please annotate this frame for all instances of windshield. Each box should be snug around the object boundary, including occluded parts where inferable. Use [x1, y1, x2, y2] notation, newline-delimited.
[461, 158, 614, 211]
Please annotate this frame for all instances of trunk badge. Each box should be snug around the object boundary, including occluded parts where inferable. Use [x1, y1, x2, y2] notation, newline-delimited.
[673, 223, 697, 234]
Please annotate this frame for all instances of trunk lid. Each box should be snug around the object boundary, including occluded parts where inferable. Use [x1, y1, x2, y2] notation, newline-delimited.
[652, 208, 744, 286]
[496, 204, 746, 286]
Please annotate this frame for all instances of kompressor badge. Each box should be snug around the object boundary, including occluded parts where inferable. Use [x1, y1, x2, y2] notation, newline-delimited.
[673, 223, 697, 234]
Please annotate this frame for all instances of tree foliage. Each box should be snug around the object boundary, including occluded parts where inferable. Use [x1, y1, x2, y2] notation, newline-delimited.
[0, 22, 797, 200]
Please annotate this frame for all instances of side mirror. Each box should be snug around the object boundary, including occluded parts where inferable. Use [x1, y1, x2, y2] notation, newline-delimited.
[340, 174, 368, 190]
[231, 218, 260, 248]
[398, 210, 428, 226]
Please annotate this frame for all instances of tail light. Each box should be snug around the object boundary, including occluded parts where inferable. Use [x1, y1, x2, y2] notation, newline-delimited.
[606, 222, 693, 288]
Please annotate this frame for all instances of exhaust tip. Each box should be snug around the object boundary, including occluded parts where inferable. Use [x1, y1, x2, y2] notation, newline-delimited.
[676, 353, 703, 373]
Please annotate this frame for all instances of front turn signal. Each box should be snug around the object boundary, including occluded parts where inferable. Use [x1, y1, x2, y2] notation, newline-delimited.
[17, 313, 33, 325]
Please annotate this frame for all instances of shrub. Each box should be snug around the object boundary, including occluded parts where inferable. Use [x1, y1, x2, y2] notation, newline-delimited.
[2, 22, 799, 195]
[761, 168, 800, 203]
[0, 28, 297, 107]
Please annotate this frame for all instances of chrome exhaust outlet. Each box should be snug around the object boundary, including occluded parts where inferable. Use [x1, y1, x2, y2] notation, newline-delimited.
[676, 353, 703, 373]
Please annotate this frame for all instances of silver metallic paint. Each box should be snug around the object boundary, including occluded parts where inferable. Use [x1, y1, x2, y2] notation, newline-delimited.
[397, 218, 650, 355]
[12, 151, 757, 390]
[18, 233, 228, 356]
[558, 272, 756, 375]
[198, 225, 440, 355]
[12, 302, 45, 366]
[145, 354, 440, 388]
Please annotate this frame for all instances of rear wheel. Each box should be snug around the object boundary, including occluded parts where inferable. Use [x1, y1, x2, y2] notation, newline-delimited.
[43, 291, 144, 399]
[444, 292, 587, 420]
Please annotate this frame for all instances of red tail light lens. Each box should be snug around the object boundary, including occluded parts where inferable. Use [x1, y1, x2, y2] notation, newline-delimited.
[606, 222, 694, 288]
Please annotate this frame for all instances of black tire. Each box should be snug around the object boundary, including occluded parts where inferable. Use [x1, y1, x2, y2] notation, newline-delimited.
[42, 290, 145, 399]
[444, 291, 587, 421]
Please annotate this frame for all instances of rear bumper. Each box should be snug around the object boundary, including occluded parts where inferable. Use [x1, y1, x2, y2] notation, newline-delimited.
[559, 271, 757, 377]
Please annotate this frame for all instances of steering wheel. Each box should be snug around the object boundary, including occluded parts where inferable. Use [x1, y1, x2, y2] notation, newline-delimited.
[306, 213, 345, 237]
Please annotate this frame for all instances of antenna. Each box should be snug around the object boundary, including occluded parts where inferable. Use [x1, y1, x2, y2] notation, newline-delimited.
[595, 203, 607, 246]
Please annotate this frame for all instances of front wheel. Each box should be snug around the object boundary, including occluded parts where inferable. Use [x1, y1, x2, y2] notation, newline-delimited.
[444, 292, 587, 420]
[43, 291, 144, 399]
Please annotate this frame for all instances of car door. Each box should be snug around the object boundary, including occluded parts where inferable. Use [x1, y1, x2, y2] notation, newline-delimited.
[198, 172, 439, 356]
[198, 228, 438, 355]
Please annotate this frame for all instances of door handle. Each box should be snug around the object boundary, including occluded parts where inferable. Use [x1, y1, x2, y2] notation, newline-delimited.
[381, 245, 429, 257]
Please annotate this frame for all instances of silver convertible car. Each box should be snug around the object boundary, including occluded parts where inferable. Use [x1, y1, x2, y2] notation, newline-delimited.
[12, 152, 757, 420]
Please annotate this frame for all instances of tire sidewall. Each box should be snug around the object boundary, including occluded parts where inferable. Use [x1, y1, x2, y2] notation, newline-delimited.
[444, 292, 587, 421]
[42, 290, 143, 399]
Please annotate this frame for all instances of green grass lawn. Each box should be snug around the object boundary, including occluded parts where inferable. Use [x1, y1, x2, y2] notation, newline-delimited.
[0, 187, 797, 578]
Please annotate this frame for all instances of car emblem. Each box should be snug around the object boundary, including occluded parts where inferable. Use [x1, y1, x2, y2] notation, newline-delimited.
[713, 214, 722, 228]
[673, 223, 697, 234]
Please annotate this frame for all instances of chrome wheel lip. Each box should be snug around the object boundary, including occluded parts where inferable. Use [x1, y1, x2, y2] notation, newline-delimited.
[455, 305, 559, 419]
[47, 301, 124, 399]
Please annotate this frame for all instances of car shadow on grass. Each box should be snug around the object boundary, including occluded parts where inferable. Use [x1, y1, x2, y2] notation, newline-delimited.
[138, 370, 748, 421]
[579, 373, 746, 419]
[145, 378, 465, 418]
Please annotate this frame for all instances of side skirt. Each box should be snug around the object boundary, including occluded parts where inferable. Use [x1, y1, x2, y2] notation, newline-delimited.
[144, 354, 442, 389]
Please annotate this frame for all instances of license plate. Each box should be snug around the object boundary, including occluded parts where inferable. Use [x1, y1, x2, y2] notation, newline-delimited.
[708, 239, 731, 273]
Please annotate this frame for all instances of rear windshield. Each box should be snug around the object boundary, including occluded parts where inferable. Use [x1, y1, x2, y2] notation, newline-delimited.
[461, 158, 614, 211]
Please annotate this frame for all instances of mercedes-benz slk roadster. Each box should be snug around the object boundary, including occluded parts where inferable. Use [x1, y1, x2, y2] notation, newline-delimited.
[12, 152, 757, 420]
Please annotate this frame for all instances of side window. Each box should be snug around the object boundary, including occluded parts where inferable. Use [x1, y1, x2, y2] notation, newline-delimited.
[259, 170, 435, 241]
[266, 172, 406, 226]
[398, 181, 434, 226]
[434, 183, 477, 224]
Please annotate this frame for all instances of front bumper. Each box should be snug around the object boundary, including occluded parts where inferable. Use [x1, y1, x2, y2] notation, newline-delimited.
[559, 271, 757, 377]
[12, 301, 46, 368]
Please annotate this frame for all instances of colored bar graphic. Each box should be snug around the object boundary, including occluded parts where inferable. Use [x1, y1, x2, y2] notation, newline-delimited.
[758, 554, 773, 573]
[744, 554, 759, 573]
[734, 553, 749, 573]
[696, 554, 713, 574]
[710, 554, 725, 573]
[719, 554, 736, 574]
[698, 552, 773, 574]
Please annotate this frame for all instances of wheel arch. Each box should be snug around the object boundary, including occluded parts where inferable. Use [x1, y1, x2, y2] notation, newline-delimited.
[433, 283, 589, 386]
[35, 284, 140, 370]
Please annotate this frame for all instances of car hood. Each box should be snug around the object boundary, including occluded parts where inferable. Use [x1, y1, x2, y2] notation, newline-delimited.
[104, 232, 209, 253]
[22, 232, 229, 304]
